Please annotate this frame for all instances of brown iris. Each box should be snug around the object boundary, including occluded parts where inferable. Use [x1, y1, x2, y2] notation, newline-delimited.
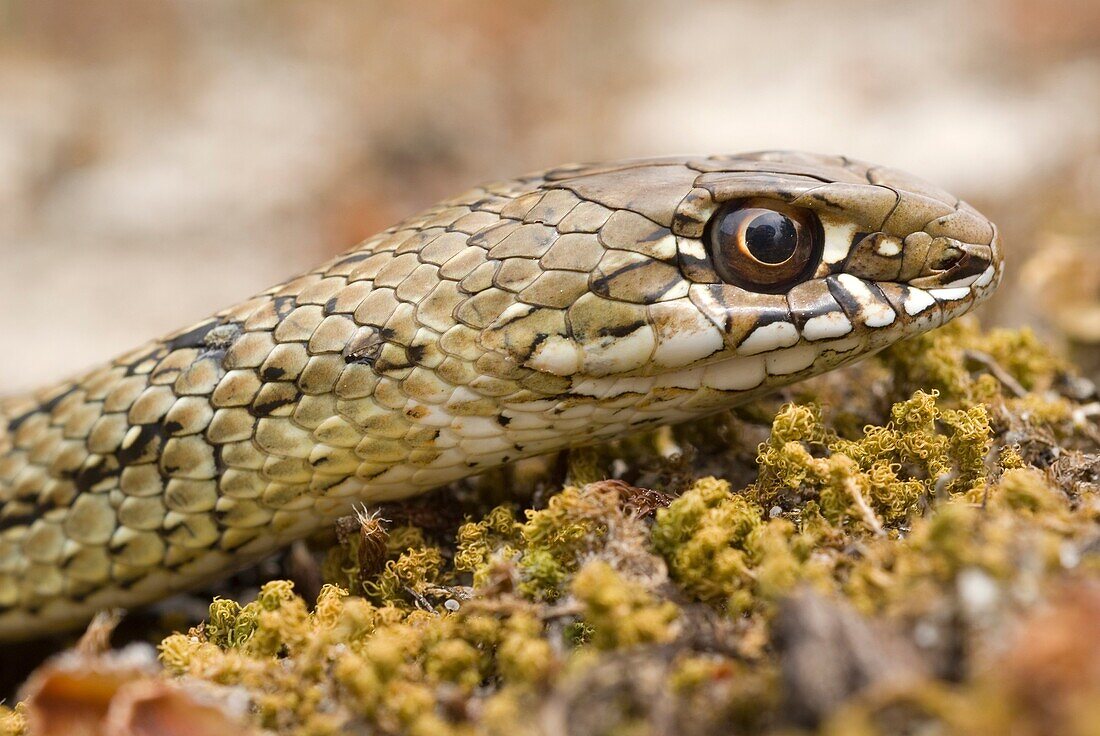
[707, 198, 823, 293]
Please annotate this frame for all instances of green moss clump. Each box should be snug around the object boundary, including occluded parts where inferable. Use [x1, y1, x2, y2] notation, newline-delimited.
[516, 484, 621, 599]
[453, 505, 521, 587]
[880, 317, 1076, 430]
[571, 561, 679, 649]
[651, 476, 769, 610]
[882, 318, 1066, 401]
[755, 390, 992, 523]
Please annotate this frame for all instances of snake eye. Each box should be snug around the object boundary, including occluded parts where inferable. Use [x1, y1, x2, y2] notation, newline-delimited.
[707, 199, 823, 293]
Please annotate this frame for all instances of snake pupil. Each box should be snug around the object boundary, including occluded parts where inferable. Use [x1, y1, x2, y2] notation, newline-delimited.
[706, 199, 823, 294]
[745, 212, 798, 264]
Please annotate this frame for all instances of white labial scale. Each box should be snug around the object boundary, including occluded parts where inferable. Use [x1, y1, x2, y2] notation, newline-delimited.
[903, 287, 937, 316]
[703, 355, 767, 391]
[820, 334, 864, 356]
[836, 274, 896, 328]
[903, 307, 945, 334]
[649, 302, 725, 368]
[765, 344, 820, 376]
[929, 287, 971, 302]
[739, 321, 800, 356]
[802, 312, 853, 341]
[582, 326, 657, 376]
[939, 298, 974, 323]
[528, 336, 583, 376]
[975, 266, 996, 288]
[942, 273, 983, 289]
[822, 220, 859, 264]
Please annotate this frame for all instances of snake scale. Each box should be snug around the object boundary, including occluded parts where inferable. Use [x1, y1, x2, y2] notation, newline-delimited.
[0, 152, 1002, 640]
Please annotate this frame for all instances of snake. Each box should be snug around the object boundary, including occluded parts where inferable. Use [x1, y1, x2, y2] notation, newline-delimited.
[0, 151, 1002, 640]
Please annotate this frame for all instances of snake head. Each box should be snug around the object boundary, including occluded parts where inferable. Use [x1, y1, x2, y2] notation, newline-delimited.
[478, 151, 1002, 410]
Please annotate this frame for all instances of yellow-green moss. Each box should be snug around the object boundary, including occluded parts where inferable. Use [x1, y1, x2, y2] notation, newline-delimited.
[516, 484, 622, 599]
[651, 476, 766, 609]
[882, 317, 1069, 404]
[756, 390, 992, 520]
[453, 505, 521, 587]
[10, 323, 1099, 736]
[571, 560, 679, 649]
[0, 705, 26, 736]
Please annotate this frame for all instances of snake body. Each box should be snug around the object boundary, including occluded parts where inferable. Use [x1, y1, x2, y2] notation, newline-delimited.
[0, 152, 1002, 639]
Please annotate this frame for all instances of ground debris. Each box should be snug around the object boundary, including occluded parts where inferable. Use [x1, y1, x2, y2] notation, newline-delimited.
[774, 590, 929, 727]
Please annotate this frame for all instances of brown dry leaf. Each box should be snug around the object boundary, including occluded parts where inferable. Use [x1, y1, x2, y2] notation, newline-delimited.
[585, 479, 675, 517]
[20, 646, 255, 736]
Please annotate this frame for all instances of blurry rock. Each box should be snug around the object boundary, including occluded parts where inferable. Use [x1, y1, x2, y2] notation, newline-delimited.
[20, 644, 255, 736]
[1021, 239, 1100, 344]
[1021, 236, 1100, 381]
[993, 581, 1100, 731]
[102, 680, 254, 736]
[773, 590, 930, 727]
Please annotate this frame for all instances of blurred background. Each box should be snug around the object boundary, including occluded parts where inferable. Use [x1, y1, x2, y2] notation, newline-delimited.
[1, 0, 1099, 391]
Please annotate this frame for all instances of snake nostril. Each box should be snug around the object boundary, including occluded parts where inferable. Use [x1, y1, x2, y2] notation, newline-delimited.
[929, 245, 966, 273]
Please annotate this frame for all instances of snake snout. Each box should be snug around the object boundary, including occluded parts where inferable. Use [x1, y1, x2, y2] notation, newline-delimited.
[908, 239, 996, 291]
